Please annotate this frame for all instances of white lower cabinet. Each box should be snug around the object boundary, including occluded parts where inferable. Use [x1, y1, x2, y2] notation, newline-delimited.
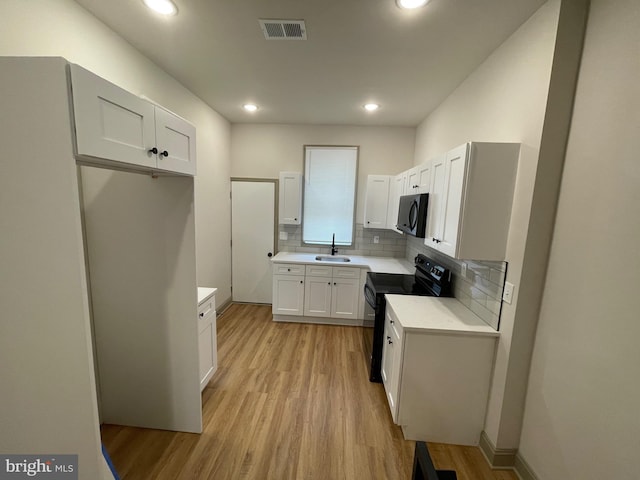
[273, 262, 362, 322]
[304, 265, 360, 319]
[272, 274, 305, 315]
[304, 275, 332, 317]
[381, 311, 401, 417]
[197, 291, 218, 392]
[382, 303, 497, 446]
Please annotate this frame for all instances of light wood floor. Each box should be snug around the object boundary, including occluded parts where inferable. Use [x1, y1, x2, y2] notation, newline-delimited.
[101, 304, 518, 480]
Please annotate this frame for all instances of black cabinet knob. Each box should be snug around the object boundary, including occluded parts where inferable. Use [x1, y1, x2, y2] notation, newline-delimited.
[160, 150, 169, 157]
[267, 252, 273, 257]
[199, 312, 204, 318]
[148, 147, 158, 154]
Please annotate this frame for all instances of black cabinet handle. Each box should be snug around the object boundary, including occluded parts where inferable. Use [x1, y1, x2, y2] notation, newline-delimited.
[160, 150, 169, 157]
[387, 336, 392, 344]
[267, 252, 273, 257]
[199, 312, 204, 318]
[148, 147, 158, 154]
[300, 280, 303, 284]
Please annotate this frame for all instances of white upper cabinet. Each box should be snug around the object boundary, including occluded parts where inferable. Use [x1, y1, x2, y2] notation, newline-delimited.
[278, 172, 303, 225]
[386, 173, 405, 232]
[154, 106, 197, 175]
[70, 64, 196, 175]
[425, 142, 520, 261]
[364, 175, 390, 229]
[406, 162, 431, 194]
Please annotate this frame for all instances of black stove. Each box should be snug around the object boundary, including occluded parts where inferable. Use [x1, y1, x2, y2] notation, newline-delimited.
[363, 254, 452, 382]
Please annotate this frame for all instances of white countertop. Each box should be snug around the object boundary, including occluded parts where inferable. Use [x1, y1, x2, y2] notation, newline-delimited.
[197, 287, 217, 304]
[271, 252, 413, 274]
[386, 295, 499, 337]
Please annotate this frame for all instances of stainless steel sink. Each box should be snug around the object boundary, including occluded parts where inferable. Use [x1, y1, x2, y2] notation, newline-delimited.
[315, 255, 351, 262]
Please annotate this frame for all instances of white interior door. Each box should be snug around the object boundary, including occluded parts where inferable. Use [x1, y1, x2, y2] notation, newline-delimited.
[231, 180, 276, 303]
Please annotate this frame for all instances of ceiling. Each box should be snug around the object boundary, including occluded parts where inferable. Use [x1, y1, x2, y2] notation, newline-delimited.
[73, 0, 546, 126]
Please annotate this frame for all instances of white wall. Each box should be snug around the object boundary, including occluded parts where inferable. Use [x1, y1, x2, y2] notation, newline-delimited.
[231, 124, 415, 223]
[518, 0, 640, 477]
[0, 57, 104, 480]
[413, 0, 563, 448]
[0, 0, 232, 304]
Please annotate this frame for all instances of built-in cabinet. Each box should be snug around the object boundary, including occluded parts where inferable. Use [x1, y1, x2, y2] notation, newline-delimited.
[278, 172, 303, 225]
[363, 175, 390, 229]
[70, 64, 196, 176]
[425, 142, 519, 261]
[365, 162, 431, 233]
[1, 57, 203, 472]
[272, 264, 306, 316]
[303, 265, 360, 319]
[382, 298, 498, 446]
[272, 262, 363, 324]
[197, 289, 218, 392]
[406, 163, 431, 194]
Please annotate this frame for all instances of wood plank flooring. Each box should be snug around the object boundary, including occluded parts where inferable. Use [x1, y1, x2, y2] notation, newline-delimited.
[101, 304, 518, 480]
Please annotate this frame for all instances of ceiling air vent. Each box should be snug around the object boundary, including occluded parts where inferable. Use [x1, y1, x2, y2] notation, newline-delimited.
[259, 19, 307, 40]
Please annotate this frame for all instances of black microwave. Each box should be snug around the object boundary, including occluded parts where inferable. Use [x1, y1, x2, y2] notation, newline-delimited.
[397, 193, 429, 237]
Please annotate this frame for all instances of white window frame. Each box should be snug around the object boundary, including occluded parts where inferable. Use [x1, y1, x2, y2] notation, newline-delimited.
[302, 145, 359, 248]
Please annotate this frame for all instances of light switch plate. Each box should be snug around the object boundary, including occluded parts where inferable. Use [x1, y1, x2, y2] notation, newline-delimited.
[279, 231, 288, 240]
[503, 281, 515, 304]
[460, 262, 467, 277]
[373, 236, 380, 244]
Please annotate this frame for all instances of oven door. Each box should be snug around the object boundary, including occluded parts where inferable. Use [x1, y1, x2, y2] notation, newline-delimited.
[363, 283, 377, 328]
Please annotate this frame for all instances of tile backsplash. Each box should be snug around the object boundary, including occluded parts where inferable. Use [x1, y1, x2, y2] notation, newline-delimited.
[406, 236, 507, 330]
[277, 226, 506, 330]
[278, 223, 407, 257]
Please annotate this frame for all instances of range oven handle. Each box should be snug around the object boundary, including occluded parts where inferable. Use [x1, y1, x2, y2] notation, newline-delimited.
[363, 283, 377, 309]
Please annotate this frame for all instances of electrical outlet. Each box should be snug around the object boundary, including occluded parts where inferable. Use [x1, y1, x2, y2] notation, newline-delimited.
[503, 282, 515, 304]
[279, 231, 288, 240]
[373, 236, 380, 244]
[460, 262, 467, 277]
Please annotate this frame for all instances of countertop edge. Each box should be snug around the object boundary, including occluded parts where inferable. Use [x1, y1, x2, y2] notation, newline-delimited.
[197, 287, 217, 305]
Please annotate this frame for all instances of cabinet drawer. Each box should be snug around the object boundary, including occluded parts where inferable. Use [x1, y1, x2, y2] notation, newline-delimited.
[198, 298, 216, 334]
[305, 265, 332, 277]
[198, 297, 216, 317]
[332, 267, 360, 279]
[273, 263, 305, 275]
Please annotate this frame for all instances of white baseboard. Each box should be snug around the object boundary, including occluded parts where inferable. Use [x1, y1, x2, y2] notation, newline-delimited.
[478, 431, 539, 480]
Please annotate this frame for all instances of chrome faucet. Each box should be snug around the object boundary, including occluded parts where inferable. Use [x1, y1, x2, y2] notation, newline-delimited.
[331, 233, 338, 256]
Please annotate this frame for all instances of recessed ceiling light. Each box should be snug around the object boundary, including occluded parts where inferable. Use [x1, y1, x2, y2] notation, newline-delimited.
[363, 103, 380, 112]
[243, 104, 259, 112]
[143, 0, 178, 16]
[396, 0, 430, 9]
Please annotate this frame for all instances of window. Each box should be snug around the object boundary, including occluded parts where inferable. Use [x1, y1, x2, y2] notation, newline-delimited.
[302, 146, 358, 247]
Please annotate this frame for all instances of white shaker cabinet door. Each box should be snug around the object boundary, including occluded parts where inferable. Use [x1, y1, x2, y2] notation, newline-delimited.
[279, 172, 303, 225]
[272, 275, 305, 316]
[415, 163, 431, 194]
[438, 144, 468, 258]
[70, 64, 157, 169]
[364, 175, 390, 229]
[330, 277, 359, 319]
[425, 154, 447, 249]
[304, 276, 332, 317]
[154, 107, 197, 176]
